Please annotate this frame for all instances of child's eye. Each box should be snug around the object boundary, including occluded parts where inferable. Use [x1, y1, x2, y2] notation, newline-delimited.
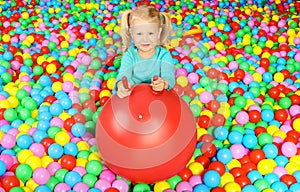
[137, 33, 142, 35]
[149, 32, 154, 35]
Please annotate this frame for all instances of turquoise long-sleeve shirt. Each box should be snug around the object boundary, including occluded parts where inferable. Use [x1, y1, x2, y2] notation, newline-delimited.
[115, 46, 175, 90]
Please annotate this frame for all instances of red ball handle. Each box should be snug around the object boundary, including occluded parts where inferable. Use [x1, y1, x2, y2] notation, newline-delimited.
[152, 75, 163, 95]
[122, 76, 130, 89]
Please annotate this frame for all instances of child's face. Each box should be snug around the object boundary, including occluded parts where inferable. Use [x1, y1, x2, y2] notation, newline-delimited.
[130, 19, 161, 54]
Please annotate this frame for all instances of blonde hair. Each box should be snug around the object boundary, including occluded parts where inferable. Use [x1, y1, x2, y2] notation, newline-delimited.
[120, 6, 172, 52]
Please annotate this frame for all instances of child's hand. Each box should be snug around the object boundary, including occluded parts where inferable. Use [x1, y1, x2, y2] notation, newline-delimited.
[151, 77, 168, 91]
[117, 81, 132, 98]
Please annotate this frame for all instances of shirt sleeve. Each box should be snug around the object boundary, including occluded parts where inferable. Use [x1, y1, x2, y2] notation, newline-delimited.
[115, 50, 135, 90]
[160, 50, 175, 90]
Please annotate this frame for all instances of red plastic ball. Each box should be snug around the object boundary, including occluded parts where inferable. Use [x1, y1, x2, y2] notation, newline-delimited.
[280, 174, 297, 187]
[268, 87, 280, 98]
[178, 168, 193, 181]
[274, 109, 288, 122]
[230, 167, 246, 177]
[249, 149, 266, 164]
[201, 142, 217, 158]
[210, 114, 225, 127]
[61, 155, 76, 170]
[206, 100, 220, 113]
[1, 176, 20, 191]
[235, 175, 251, 188]
[64, 117, 75, 132]
[211, 187, 226, 192]
[73, 113, 86, 124]
[41, 137, 55, 151]
[249, 110, 261, 123]
[208, 161, 226, 175]
[195, 156, 210, 168]
[105, 188, 120, 192]
[96, 84, 197, 183]
[197, 115, 210, 129]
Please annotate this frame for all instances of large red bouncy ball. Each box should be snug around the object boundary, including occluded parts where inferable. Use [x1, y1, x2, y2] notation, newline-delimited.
[96, 84, 197, 183]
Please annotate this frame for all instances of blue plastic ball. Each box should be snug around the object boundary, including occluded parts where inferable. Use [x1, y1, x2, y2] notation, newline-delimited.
[242, 185, 259, 192]
[50, 103, 63, 116]
[290, 183, 300, 192]
[213, 126, 229, 141]
[39, 75, 52, 87]
[17, 134, 33, 149]
[228, 131, 243, 144]
[48, 143, 64, 159]
[262, 144, 278, 159]
[60, 97, 72, 110]
[0, 160, 6, 176]
[216, 148, 232, 164]
[64, 142, 78, 156]
[247, 170, 263, 183]
[264, 173, 280, 185]
[203, 170, 220, 188]
[35, 185, 52, 192]
[71, 123, 86, 137]
[65, 171, 82, 188]
[271, 181, 288, 192]
[261, 109, 274, 122]
[242, 134, 258, 149]
[193, 184, 210, 192]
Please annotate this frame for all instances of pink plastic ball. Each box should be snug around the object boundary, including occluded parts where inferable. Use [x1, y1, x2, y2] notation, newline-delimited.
[112, 180, 129, 192]
[47, 162, 62, 176]
[289, 105, 300, 116]
[54, 183, 71, 192]
[33, 167, 50, 184]
[230, 144, 245, 159]
[81, 55, 92, 65]
[273, 166, 288, 178]
[0, 154, 13, 170]
[235, 111, 249, 125]
[187, 73, 199, 84]
[29, 143, 45, 157]
[73, 182, 89, 192]
[176, 181, 193, 192]
[200, 91, 213, 104]
[175, 68, 188, 77]
[1, 134, 16, 149]
[294, 53, 300, 62]
[50, 117, 64, 128]
[189, 175, 202, 187]
[100, 169, 116, 184]
[73, 166, 87, 177]
[94, 179, 111, 191]
[62, 81, 74, 93]
[281, 142, 297, 157]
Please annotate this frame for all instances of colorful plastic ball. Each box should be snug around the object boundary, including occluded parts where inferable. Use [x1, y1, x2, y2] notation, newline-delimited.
[47, 143, 64, 159]
[71, 123, 86, 137]
[35, 185, 52, 192]
[261, 109, 274, 122]
[15, 163, 33, 181]
[1, 176, 20, 191]
[281, 142, 297, 157]
[60, 155, 76, 171]
[1, 134, 16, 149]
[54, 183, 71, 192]
[216, 148, 232, 164]
[203, 170, 221, 188]
[242, 185, 259, 192]
[230, 144, 245, 159]
[64, 171, 82, 188]
[86, 160, 103, 176]
[33, 167, 51, 185]
[0, 160, 6, 176]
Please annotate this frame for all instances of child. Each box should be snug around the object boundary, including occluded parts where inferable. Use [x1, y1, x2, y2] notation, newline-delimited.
[115, 5, 175, 98]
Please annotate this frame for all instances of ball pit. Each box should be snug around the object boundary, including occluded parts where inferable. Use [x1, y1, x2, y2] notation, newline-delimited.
[0, 0, 299, 191]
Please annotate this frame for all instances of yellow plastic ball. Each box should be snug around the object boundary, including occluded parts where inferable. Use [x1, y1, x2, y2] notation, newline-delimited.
[215, 42, 225, 51]
[21, 12, 29, 19]
[226, 159, 241, 170]
[224, 182, 241, 192]
[253, 46, 262, 55]
[19, 124, 31, 133]
[17, 149, 33, 164]
[278, 36, 287, 43]
[188, 162, 204, 175]
[176, 76, 189, 87]
[257, 159, 276, 175]
[262, 189, 275, 192]
[46, 63, 57, 74]
[197, 128, 207, 140]
[252, 72, 262, 83]
[289, 155, 300, 164]
[153, 181, 171, 192]
[7, 96, 19, 108]
[2, 34, 11, 43]
[274, 72, 285, 83]
[41, 156, 54, 168]
[285, 162, 300, 174]
[292, 118, 300, 131]
[99, 89, 111, 99]
[220, 172, 234, 187]
[106, 78, 116, 90]
[25, 156, 42, 170]
[63, 73, 75, 82]
[26, 178, 39, 191]
[200, 110, 213, 119]
[60, 41, 69, 49]
[77, 141, 90, 151]
[272, 130, 286, 139]
[52, 82, 62, 93]
[88, 152, 101, 161]
[55, 131, 71, 146]
[76, 158, 88, 167]
[59, 112, 71, 121]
